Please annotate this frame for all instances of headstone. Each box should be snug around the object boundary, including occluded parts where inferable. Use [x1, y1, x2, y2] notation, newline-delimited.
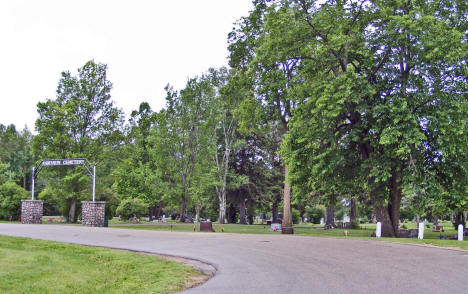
[271, 223, 282, 232]
[458, 224, 464, 241]
[432, 224, 444, 232]
[376, 222, 382, 238]
[398, 229, 409, 238]
[418, 222, 424, 239]
[408, 229, 418, 238]
[200, 221, 213, 232]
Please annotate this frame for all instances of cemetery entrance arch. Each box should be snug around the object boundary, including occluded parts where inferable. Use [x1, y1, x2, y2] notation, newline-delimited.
[21, 158, 105, 226]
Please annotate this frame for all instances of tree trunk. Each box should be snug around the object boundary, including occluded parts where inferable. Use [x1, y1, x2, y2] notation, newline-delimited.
[156, 204, 162, 219]
[68, 196, 76, 223]
[272, 194, 280, 223]
[239, 197, 247, 225]
[227, 203, 236, 223]
[179, 198, 187, 222]
[195, 206, 201, 222]
[389, 169, 402, 235]
[432, 214, 439, 226]
[218, 196, 226, 224]
[350, 198, 357, 221]
[281, 165, 294, 234]
[325, 204, 335, 227]
[374, 204, 395, 237]
[372, 168, 403, 237]
[454, 212, 466, 229]
[299, 207, 305, 223]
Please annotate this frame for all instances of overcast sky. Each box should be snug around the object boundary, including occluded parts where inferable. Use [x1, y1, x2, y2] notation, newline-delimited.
[0, 0, 253, 131]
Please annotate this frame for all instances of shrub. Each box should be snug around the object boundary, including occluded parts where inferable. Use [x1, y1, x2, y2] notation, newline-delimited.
[307, 206, 325, 224]
[350, 220, 360, 229]
[292, 208, 300, 224]
[115, 198, 147, 220]
[402, 223, 408, 230]
[0, 181, 28, 219]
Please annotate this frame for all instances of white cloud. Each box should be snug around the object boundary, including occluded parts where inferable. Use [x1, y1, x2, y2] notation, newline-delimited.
[0, 0, 252, 131]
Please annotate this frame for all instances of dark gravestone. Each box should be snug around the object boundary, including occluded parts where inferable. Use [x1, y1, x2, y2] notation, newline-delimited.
[200, 221, 213, 232]
[398, 229, 418, 238]
[432, 225, 444, 232]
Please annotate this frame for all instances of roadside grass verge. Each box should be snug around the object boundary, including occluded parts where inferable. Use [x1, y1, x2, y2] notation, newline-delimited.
[0, 235, 206, 294]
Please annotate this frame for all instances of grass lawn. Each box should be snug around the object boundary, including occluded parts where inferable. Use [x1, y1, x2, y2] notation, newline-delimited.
[109, 221, 467, 251]
[0, 235, 206, 294]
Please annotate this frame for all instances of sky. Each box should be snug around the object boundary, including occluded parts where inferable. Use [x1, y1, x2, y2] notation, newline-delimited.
[0, 0, 253, 131]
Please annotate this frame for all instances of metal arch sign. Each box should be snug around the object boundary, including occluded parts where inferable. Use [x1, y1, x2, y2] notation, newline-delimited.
[42, 159, 85, 166]
[31, 158, 96, 202]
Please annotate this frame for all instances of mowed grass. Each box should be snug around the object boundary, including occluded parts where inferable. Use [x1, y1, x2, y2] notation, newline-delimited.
[110, 221, 467, 251]
[0, 235, 206, 294]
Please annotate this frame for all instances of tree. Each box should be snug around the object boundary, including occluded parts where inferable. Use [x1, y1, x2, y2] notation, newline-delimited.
[115, 198, 147, 220]
[211, 68, 248, 224]
[228, 1, 300, 233]
[279, 0, 467, 236]
[154, 74, 216, 222]
[113, 102, 167, 220]
[33, 60, 124, 222]
[0, 125, 36, 189]
[0, 181, 28, 220]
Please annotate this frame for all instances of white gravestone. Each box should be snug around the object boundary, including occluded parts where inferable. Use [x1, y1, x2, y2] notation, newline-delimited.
[376, 222, 382, 238]
[418, 222, 424, 239]
[458, 224, 464, 241]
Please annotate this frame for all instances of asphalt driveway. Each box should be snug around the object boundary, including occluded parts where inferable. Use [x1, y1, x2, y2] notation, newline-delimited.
[1, 224, 466, 294]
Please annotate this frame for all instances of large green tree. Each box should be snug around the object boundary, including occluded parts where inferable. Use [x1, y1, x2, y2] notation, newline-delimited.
[276, 0, 467, 236]
[0, 125, 35, 188]
[33, 60, 124, 222]
[113, 102, 169, 220]
[153, 74, 217, 222]
[228, 1, 301, 233]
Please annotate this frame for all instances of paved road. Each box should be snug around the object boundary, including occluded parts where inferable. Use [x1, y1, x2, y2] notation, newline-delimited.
[1, 224, 467, 294]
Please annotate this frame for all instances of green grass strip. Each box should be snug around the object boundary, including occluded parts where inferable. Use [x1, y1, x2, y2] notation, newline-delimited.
[0, 235, 205, 294]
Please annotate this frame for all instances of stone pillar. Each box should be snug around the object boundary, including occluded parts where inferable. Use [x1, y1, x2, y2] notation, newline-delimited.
[81, 201, 106, 227]
[21, 200, 43, 224]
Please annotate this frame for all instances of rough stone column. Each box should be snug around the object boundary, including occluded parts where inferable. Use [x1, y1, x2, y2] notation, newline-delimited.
[21, 200, 43, 224]
[81, 201, 106, 227]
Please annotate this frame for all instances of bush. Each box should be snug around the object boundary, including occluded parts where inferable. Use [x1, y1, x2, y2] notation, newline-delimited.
[115, 198, 147, 220]
[402, 223, 408, 229]
[307, 206, 325, 224]
[350, 220, 360, 229]
[292, 208, 300, 224]
[0, 181, 28, 219]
